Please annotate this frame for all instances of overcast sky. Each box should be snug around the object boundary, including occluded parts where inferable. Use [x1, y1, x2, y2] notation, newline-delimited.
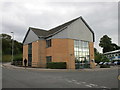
[1, 0, 118, 53]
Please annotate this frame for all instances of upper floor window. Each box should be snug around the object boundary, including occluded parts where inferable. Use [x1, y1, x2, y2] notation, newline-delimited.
[46, 39, 51, 48]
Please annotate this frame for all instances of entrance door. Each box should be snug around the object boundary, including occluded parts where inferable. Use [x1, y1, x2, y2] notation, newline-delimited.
[75, 57, 89, 69]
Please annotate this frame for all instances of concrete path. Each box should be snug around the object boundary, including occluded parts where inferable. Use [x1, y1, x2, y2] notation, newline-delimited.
[2, 62, 119, 72]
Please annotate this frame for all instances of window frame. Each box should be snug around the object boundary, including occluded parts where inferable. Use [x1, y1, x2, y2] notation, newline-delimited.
[46, 56, 52, 63]
[46, 39, 52, 48]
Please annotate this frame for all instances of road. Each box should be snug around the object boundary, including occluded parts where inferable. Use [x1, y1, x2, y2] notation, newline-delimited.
[2, 66, 119, 88]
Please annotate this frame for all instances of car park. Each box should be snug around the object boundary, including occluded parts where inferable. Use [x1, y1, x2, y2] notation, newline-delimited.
[108, 62, 111, 65]
[103, 62, 108, 65]
[114, 61, 118, 65]
[99, 62, 103, 65]
[117, 62, 120, 65]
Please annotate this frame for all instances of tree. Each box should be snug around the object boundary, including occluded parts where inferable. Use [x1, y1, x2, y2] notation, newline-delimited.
[1, 33, 23, 55]
[94, 48, 109, 63]
[99, 35, 120, 53]
[99, 35, 112, 53]
[101, 55, 109, 62]
[111, 43, 120, 50]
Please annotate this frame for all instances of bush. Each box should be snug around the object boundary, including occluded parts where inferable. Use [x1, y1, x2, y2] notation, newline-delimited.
[100, 65, 110, 68]
[12, 54, 23, 66]
[13, 54, 23, 61]
[2, 54, 22, 62]
[47, 62, 66, 69]
[2, 55, 12, 62]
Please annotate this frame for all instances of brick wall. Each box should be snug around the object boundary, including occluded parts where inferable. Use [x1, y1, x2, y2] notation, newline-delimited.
[23, 45, 28, 66]
[23, 39, 94, 69]
[46, 39, 75, 69]
[89, 42, 95, 68]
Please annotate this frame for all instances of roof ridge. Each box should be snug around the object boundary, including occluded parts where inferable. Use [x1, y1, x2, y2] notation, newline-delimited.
[49, 16, 80, 31]
[47, 17, 80, 35]
[29, 27, 48, 31]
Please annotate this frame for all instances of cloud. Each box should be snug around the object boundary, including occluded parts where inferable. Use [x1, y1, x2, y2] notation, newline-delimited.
[1, 1, 118, 53]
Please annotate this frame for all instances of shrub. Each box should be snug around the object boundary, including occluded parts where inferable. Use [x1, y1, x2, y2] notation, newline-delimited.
[2, 55, 11, 62]
[47, 62, 66, 69]
[12, 54, 23, 66]
[13, 54, 22, 61]
[100, 65, 110, 68]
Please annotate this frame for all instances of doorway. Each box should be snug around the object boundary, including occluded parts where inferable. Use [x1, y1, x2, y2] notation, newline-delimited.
[75, 57, 90, 69]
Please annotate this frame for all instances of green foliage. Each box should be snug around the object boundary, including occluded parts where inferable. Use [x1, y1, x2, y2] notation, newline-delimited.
[1, 34, 11, 40]
[47, 62, 66, 69]
[0, 34, 23, 62]
[101, 55, 109, 62]
[94, 48, 109, 63]
[99, 35, 120, 53]
[99, 35, 112, 48]
[2, 54, 22, 62]
[2, 55, 12, 62]
[13, 54, 23, 61]
[95, 53, 103, 63]
[1, 33, 23, 55]
[1, 33, 23, 62]
[99, 35, 112, 53]
[100, 65, 110, 68]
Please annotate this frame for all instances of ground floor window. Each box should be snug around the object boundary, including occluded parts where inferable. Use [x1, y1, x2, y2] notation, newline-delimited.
[46, 56, 52, 63]
[74, 40, 90, 63]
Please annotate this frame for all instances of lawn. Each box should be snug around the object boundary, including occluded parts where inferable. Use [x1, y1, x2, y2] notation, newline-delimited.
[2, 54, 22, 62]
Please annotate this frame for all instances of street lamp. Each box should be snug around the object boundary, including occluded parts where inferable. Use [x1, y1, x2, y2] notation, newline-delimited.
[11, 32, 14, 64]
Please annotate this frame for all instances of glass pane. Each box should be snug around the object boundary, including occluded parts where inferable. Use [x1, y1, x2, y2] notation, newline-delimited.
[74, 40, 90, 63]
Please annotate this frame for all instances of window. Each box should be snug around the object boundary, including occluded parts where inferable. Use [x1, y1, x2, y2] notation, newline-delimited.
[46, 56, 52, 63]
[46, 39, 51, 48]
[28, 43, 32, 54]
[28, 43, 32, 66]
[74, 40, 90, 63]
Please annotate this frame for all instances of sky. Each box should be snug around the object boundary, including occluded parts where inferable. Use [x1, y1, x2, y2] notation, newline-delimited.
[1, 0, 119, 53]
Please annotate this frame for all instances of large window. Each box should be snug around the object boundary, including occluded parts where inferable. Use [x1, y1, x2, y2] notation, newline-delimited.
[74, 40, 90, 63]
[46, 39, 51, 48]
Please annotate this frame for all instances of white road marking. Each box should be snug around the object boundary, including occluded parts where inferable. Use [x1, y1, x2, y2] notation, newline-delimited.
[100, 86, 108, 88]
[64, 79, 108, 88]
[81, 82, 86, 84]
[89, 83, 98, 87]
[85, 85, 92, 87]
[76, 82, 81, 84]
[67, 80, 72, 83]
[72, 80, 76, 82]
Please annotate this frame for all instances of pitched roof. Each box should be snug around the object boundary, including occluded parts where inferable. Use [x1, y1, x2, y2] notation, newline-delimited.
[30, 27, 48, 37]
[23, 16, 95, 43]
[29, 17, 80, 37]
[48, 17, 80, 35]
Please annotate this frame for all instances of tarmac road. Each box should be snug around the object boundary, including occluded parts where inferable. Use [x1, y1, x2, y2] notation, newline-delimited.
[2, 65, 119, 89]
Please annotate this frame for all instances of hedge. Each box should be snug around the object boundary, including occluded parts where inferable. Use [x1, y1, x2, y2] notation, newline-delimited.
[47, 62, 66, 69]
[100, 65, 110, 68]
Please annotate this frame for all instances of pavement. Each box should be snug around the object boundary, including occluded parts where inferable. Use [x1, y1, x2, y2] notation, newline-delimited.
[2, 62, 119, 72]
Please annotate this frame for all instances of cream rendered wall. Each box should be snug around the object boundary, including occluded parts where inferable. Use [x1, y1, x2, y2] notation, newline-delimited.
[51, 18, 93, 42]
[24, 29, 39, 45]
